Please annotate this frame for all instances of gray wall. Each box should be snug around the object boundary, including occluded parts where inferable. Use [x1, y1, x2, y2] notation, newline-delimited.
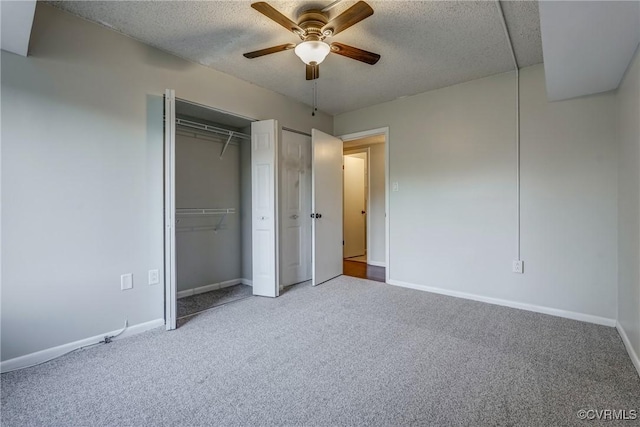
[368, 144, 386, 265]
[335, 64, 618, 322]
[1, 4, 331, 361]
[175, 132, 241, 291]
[617, 46, 640, 363]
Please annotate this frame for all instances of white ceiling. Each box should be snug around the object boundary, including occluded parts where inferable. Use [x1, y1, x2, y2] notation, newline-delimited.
[48, 1, 542, 115]
[540, 1, 640, 102]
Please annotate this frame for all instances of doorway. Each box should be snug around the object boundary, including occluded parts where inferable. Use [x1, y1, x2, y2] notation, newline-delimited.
[341, 131, 388, 283]
[343, 151, 368, 262]
[172, 98, 255, 324]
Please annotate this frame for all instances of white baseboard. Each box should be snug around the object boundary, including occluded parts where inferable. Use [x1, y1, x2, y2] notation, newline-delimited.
[0, 318, 164, 374]
[387, 279, 616, 327]
[616, 322, 640, 378]
[241, 278, 252, 286]
[368, 260, 386, 267]
[177, 278, 248, 299]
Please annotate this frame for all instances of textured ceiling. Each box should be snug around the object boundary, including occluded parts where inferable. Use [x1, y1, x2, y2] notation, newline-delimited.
[48, 1, 542, 115]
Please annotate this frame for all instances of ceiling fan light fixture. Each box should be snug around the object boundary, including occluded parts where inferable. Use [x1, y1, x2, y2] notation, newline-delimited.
[294, 41, 331, 65]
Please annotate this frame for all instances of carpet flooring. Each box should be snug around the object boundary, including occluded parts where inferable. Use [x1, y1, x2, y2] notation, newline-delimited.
[177, 284, 253, 319]
[2, 276, 639, 426]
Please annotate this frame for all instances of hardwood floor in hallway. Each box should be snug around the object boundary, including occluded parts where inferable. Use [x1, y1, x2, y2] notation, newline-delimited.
[343, 260, 385, 282]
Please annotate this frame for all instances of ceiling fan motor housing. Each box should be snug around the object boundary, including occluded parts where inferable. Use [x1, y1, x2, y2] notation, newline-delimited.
[298, 10, 329, 40]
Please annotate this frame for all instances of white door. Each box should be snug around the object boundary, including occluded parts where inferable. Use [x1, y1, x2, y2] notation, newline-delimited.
[280, 132, 312, 286]
[164, 89, 177, 330]
[343, 155, 366, 258]
[251, 120, 279, 297]
[311, 129, 343, 286]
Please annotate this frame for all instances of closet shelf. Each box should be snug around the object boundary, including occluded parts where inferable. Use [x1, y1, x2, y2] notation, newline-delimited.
[176, 208, 236, 216]
[176, 225, 227, 233]
[175, 118, 250, 140]
[175, 208, 236, 233]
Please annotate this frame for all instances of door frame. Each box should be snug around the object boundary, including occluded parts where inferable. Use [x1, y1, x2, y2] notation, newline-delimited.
[164, 90, 177, 330]
[342, 148, 371, 261]
[338, 127, 390, 283]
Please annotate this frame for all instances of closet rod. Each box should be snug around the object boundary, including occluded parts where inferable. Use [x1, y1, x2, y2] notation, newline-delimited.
[176, 128, 240, 146]
[175, 208, 235, 232]
[176, 225, 226, 233]
[176, 208, 236, 216]
[175, 118, 250, 140]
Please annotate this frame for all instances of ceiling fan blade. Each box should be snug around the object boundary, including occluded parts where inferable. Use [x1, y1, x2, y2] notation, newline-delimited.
[251, 2, 304, 35]
[243, 44, 296, 59]
[306, 64, 319, 80]
[321, 1, 373, 36]
[330, 42, 380, 65]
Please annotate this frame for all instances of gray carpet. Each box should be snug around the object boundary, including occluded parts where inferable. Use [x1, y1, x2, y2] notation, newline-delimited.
[2, 276, 639, 426]
[177, 284, 253, 319]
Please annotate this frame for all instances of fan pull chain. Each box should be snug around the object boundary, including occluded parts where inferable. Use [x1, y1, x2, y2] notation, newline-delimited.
[312, 80, 318, 116]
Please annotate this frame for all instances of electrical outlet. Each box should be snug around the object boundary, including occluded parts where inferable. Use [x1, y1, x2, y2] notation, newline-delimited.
[148, 269, 159, 285]
[512, 260, 524, 274]
[121, 273, 133, 290]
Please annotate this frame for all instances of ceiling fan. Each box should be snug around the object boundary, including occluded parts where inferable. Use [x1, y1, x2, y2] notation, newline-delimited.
[243, 1, 381, 80]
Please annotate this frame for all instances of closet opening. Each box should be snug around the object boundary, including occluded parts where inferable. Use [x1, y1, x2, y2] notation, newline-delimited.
[173, 99, 255, 324]
[342, 134, 386, 283]
[164, 97, 317, 327]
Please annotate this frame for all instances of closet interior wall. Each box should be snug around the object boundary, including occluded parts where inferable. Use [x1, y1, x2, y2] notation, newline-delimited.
[174, 101, 253, 296]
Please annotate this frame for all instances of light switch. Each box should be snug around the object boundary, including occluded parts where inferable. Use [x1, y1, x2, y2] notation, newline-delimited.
[121, 273, 133, 290]
[392, 182, 399, 192]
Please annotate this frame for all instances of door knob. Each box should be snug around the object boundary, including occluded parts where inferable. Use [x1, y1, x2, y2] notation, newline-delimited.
[361, 210, 366, 214]
[290, 214, 299, 219]
[316, 213, 322, 218]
